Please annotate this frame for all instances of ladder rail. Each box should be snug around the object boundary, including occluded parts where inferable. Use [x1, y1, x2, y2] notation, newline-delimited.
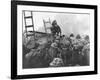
[31, 11, 35, 41]
[43, 19, 47, 34]
[23, 11, 28, 39]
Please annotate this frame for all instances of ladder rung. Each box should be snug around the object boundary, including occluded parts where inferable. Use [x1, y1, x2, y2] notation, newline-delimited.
[45, 22, 50, 23]
[27, 33, 34, 36]
[25, 25, 33, 28]
[24, 16, 32, 18]
[28, 31, 34, 33]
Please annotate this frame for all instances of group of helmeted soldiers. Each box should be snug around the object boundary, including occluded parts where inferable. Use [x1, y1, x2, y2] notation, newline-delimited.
[23, 20, 90, 68]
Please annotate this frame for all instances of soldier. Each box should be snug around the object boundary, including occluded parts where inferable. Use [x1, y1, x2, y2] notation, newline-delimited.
[51, 20, 62, 36]
[81, 43, 90, 66]
[48, 38, 62, 62]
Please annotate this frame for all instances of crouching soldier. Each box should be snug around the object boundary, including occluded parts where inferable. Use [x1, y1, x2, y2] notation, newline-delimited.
[48, 39, 62, 61]
[48, 40, 58, 61]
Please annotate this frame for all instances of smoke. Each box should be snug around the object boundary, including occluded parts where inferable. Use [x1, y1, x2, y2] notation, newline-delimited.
[55, 13, 90, 36]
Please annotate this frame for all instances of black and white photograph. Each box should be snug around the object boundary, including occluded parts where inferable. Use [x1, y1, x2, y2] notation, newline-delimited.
[22, 11, 90, 68]
[11, 1, 97, 79]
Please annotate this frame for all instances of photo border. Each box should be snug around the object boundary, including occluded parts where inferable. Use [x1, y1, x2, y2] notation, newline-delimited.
[11, 0, 98, 79]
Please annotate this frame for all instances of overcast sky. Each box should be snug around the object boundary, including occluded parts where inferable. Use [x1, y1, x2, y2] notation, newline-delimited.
[23, 11, 90, 36]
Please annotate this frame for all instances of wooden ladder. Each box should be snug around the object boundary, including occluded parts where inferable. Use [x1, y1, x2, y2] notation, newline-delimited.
[43, 18, 51, 34]
[23, 11, 35, 40]
[43, 18, 52, 41]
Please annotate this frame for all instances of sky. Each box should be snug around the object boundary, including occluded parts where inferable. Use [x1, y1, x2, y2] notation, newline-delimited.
[23, 11, 90, 36]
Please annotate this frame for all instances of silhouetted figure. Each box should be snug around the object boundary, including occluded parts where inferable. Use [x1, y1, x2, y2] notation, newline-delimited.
[51, 20, 61, 36]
